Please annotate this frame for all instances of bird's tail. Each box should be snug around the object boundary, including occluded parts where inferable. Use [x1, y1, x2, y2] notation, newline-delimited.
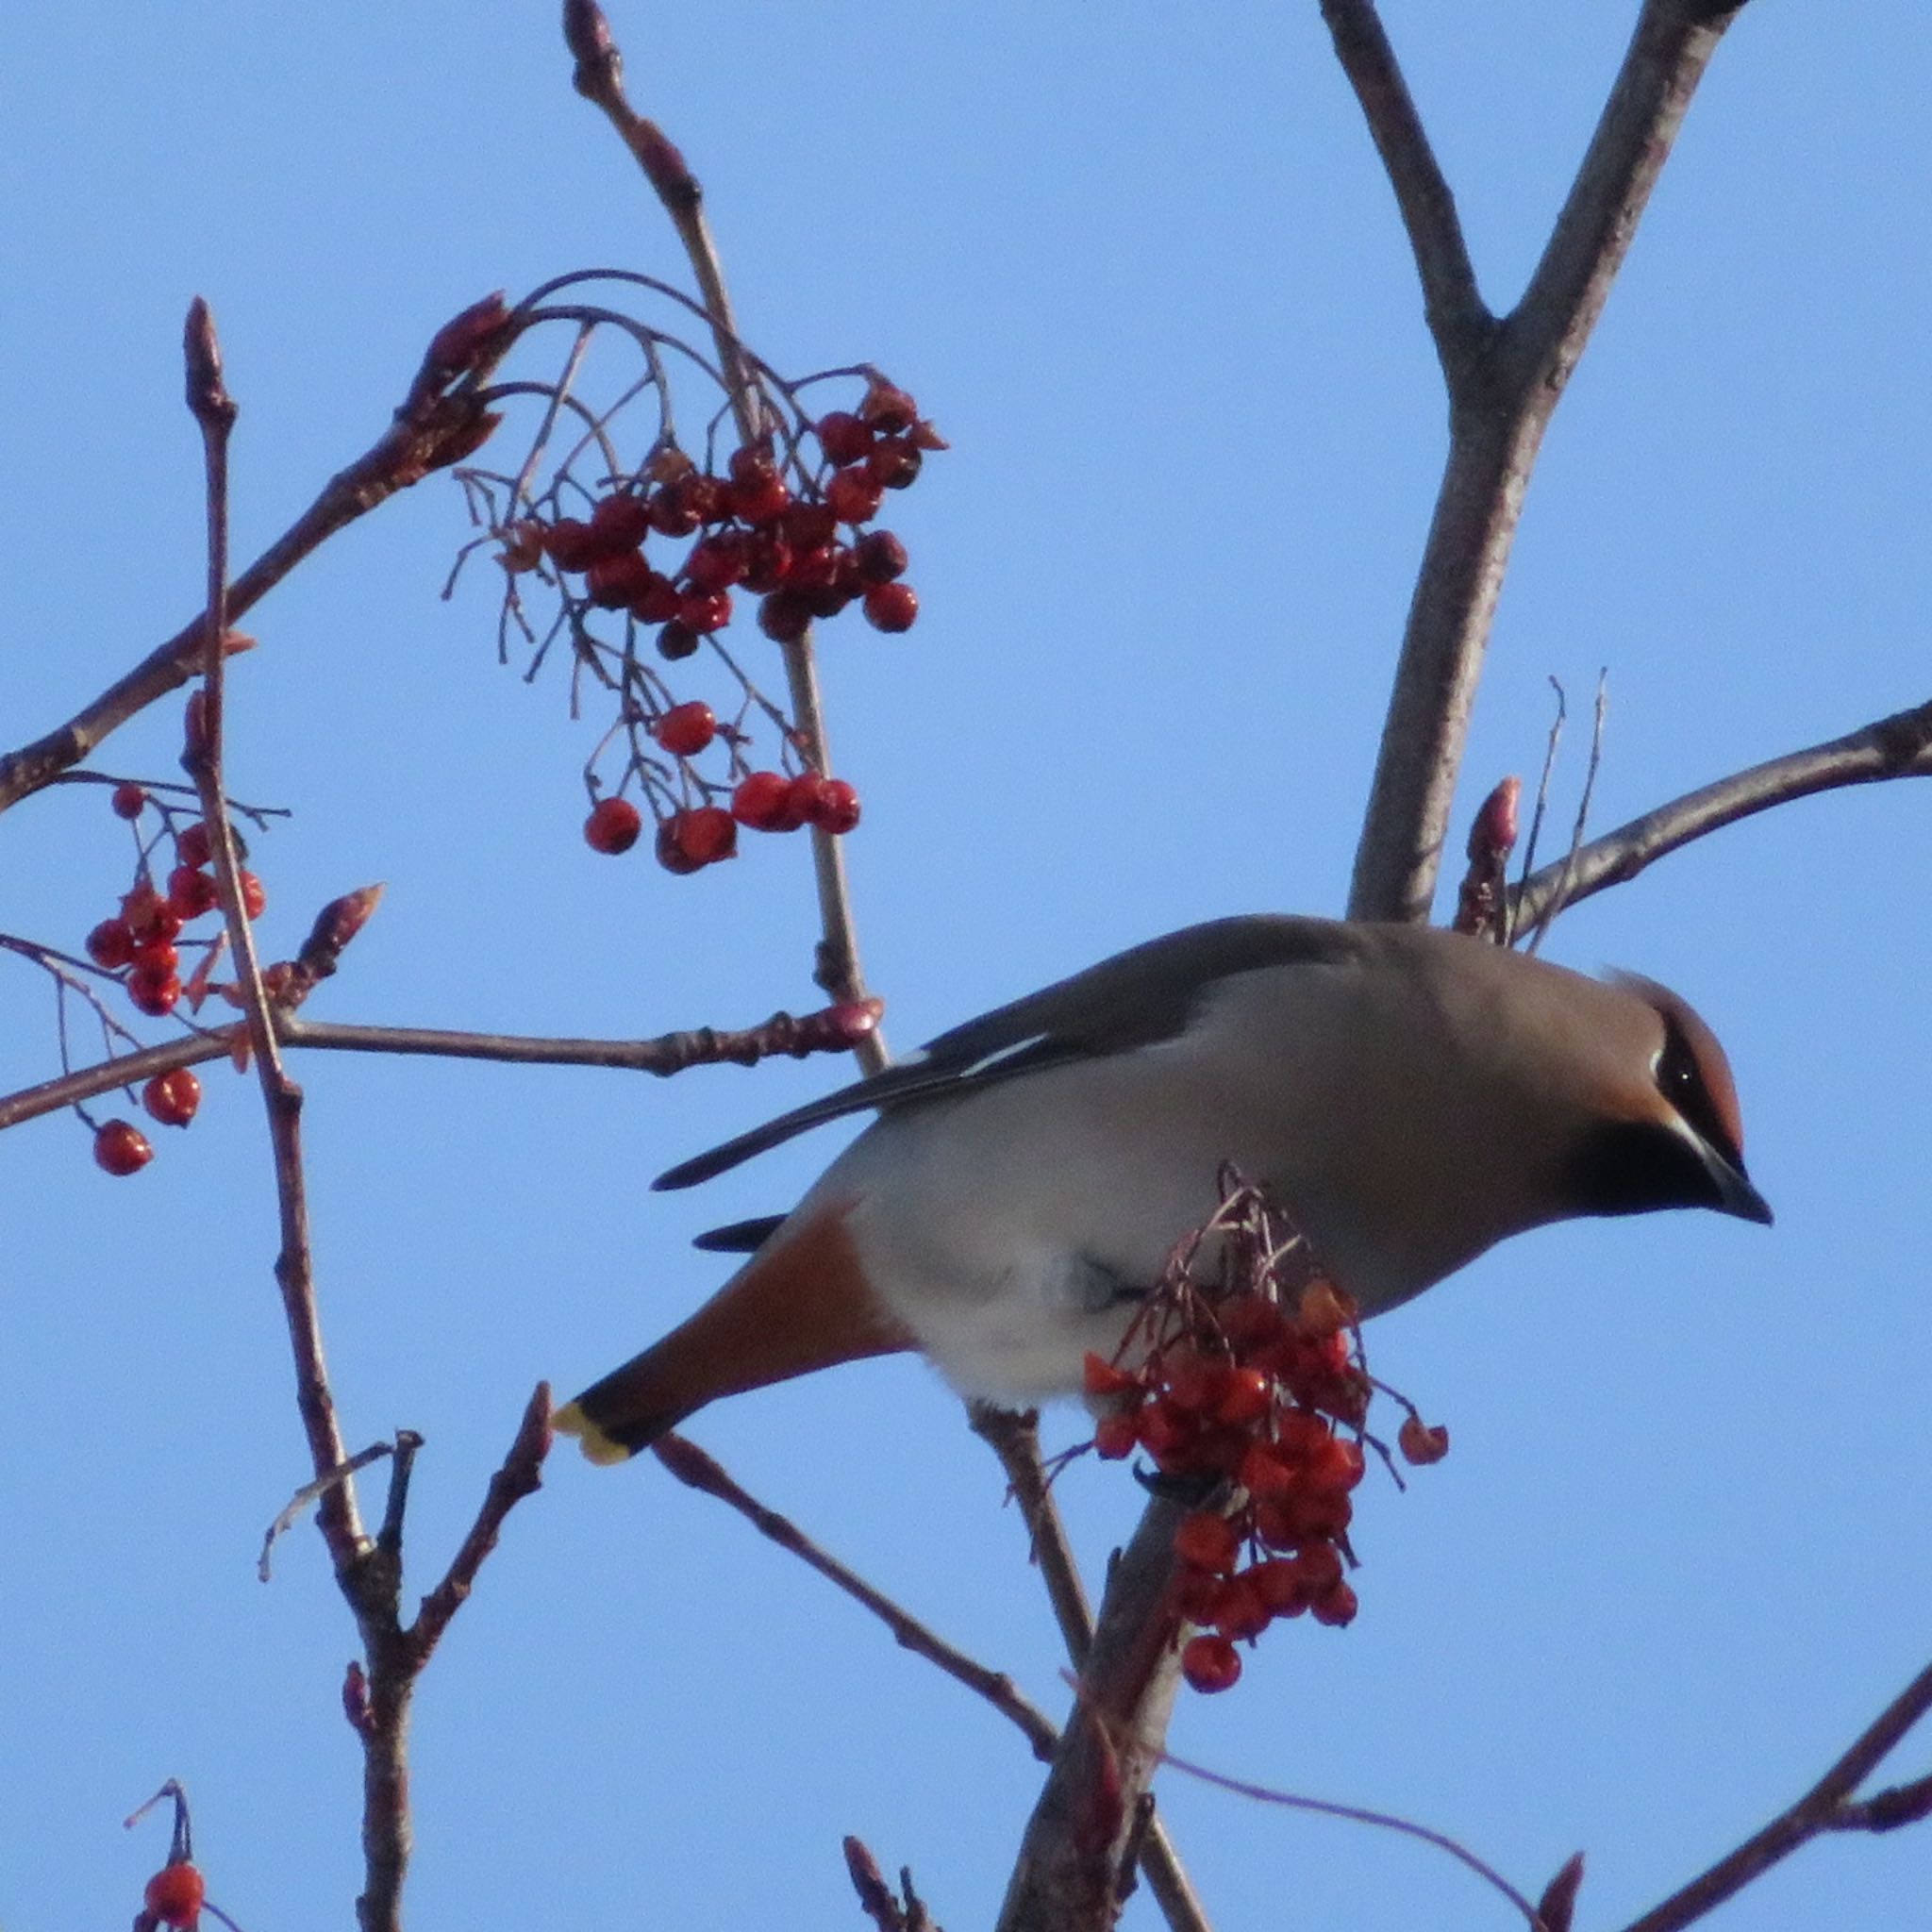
[554, 1201, 913, 1462]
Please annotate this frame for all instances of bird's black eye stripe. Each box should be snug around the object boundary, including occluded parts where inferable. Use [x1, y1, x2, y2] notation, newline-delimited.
[1656, 1016, 1742, 1168]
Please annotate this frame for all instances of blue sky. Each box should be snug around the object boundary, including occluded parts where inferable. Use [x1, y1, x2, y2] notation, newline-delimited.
[4, 5, 1929, 1927]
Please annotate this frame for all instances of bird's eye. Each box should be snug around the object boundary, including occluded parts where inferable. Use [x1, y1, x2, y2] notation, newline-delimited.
[1654, 1017, 1741, 1166]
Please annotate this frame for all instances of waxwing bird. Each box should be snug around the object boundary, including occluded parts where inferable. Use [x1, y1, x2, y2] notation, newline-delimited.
[556, 915, 1771, 1463]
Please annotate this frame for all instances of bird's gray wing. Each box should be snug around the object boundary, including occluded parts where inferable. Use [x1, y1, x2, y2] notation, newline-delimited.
[652, 915, 1359, 1191]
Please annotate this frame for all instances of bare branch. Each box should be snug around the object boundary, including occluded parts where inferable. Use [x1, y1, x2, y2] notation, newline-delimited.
[0, 309, 505, 819]
[1344, 0, 1754, 924]
[1316, 0, 1491, 367]
[562, 0, 884, 1068]
[652, 1432, 1060, 1760]
[844, 1838, 943, 1932]
[994, 1498, 1191, 1932]
[0, 996, 885, 1133]
[179, 300, 361, 1569]
[1619, 1657, 1932, 1932]
[1512, 693, 1932, 932]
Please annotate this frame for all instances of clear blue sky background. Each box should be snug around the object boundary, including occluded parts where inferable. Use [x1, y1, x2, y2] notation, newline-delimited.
[4, 6, 1928, 1928]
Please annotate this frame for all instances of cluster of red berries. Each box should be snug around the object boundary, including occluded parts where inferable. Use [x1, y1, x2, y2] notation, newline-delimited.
[92, 1069, 203, 1178]
[579, 700, 861, 873]
[1084, 1191, 1449, 1695]
[493, 373, 939, 873]
[86, 785, 265, 1022]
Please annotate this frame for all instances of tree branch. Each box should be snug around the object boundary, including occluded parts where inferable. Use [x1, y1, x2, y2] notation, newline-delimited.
[651, 1432, 1061, 1761]
[0, 997, 885, 1134]
[1316, 0, 1492, 369]
[1345, 0, 1753, 924]
[562, 0, 885, 1071]
[1619, 1657, 1932, 1932]
[1511, 693, 1932, 932]
[0, 311, 506, 819]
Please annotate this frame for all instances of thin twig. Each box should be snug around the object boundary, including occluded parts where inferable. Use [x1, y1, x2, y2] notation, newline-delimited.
[259, 1441, 398, 1582]
[1619, 1657, 1932, 1932]
[409, 1383, 553, 1662]
[651, 1432, 1060, 1761]
[561, 0, 885, 1068]
[180, 298, 362, 1565]
[968, 1406, 1096, 1664]
[1512, 691, 1932, 934]
[1150, 1735, 1549, 1931]
[0, 303, 507, 818]
[1524, 672, 1607, 957]
[0, 997, 886, 1134]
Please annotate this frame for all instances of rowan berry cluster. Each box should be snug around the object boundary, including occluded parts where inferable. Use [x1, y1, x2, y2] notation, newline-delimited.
[78, 782, 274, 1176]
[456, 337, 941, 876]
[1083, 1177, 1449, 1695]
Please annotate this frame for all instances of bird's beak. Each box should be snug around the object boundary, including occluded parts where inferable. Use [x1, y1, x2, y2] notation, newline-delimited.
[1707, 1149, 1774, 1226]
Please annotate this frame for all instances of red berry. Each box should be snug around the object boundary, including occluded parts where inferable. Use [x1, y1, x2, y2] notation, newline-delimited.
[584, 796, 643, 856]
[858, 379, 919, 435]
[684, 532, 747, 593]
[678, 589, 733, 634]
[1237, 1441, 1297, 1500]
[1082, 1351, 1140, 1398]
[1250, 1557, 1313, 1618]
[127, 963, 183, 1017]
[585, 550, 656, 609]
[731, 770, 803, 832]
[740, 530, 792, 593]
[86, 919, 136, 970]
[725, 449, 790, 525]
[1092, 1411, 1140, 1460]
[93, 1119, 154, 1176]
[1294, 1541, 1346, 1599]
[1180, 1633, 1242, 1694]
[854, 529, 908, 583]
[779, 502, 839, 552]
[1216, 1365, 1274, 1427]
[175, 822, 214, 869]
[1311, 1579, 1359, 1628]
[865, 436, 923, 490]
[132, 938, 180, 977]
[806, 776, 861, 835]
[654, 819, 704, 875]
[1307, 1435, 1366, 1492]
[590, 491, 653, 551]
[683, 474, 731, 525]
[673, 805, 738, 868]
[123, 885, 180, 943]
[647, 481, 703, 539]
[816, 409, 874, 465]
[143, 1067, 203, 1128]
[542, 518, 604, 572]
[142, 1860, 207, 1927]
[239, 871, 268, 921]
[652, 702, 717, 758]
[656, 621, 701, 661]
[862, 581, 919, 632]
[110, 781, 147, 820]
[1215, 1574, 1273, 1641]
[1162, 1347, 1231, 1415]
[824, 465, 884, 526]
[757, 591, 813, 644]
[1399, 1415, 1451, 1465]
[168, 866, 220, 919]
[628, 572, 684, 625]
[1174, 1510, 1241, 1575]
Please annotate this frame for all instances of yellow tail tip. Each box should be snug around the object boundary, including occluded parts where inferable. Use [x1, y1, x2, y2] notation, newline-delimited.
[552, 1398, 633, 1466]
